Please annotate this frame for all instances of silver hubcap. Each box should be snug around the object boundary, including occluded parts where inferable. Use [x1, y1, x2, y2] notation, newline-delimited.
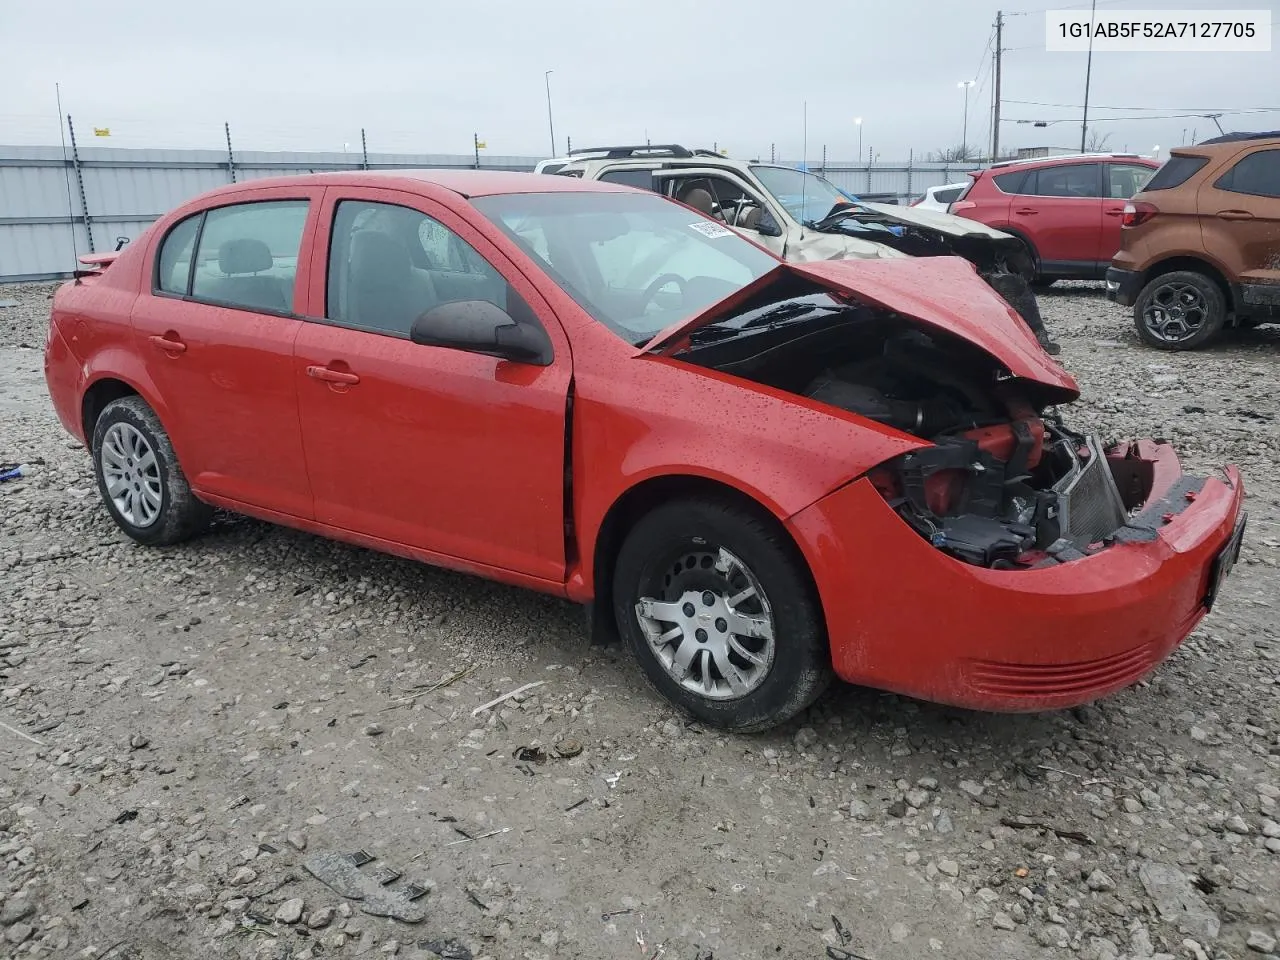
[634, 548, 776, 701]
[1143, 282, 1208, 342]
[100, 422, 162, 527]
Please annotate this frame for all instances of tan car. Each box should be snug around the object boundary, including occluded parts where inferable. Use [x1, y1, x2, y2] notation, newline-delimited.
[550, 144, 1060, 351]
[1107, 132, 1280, 350]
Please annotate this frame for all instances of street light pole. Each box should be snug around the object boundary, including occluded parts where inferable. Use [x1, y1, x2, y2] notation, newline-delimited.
[544, 70, 556, 158]
[958, 80, 975, 159]
[854, 117, 863, 163]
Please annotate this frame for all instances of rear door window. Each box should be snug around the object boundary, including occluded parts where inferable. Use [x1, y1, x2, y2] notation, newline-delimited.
[1215, 149, 1280, 198]
[1028, 163, 1103, 198]
[189, 201, 310, 313]
[599, 169, 659, 191]
[934, 186, 965, 204]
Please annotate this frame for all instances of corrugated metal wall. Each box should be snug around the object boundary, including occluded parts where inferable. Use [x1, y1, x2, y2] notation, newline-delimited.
[0, 145, 543, 281]
[0, 145, 983, 282]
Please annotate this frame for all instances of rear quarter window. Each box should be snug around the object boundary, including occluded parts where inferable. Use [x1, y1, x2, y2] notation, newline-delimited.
[934, 186, 964, 204]
[1142, 155, 1209, 191]
[992, 169, 1030, 194]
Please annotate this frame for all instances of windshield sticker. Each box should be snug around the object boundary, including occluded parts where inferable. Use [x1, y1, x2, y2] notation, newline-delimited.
[689, 221, 733, 239]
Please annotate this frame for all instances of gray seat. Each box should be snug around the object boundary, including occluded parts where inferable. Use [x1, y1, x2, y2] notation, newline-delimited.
[198, 238, 290, 312]
[346, 230, 437, 335]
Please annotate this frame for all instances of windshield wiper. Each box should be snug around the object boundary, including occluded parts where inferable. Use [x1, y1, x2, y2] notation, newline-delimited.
[736, 300, 845, 328]
[688, 300, 846, 343]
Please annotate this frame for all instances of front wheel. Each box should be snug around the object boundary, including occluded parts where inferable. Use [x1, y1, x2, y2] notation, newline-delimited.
[91, 396, 212, 545]
[611, 498, 832, 732]
[1133, 270, 1227, 350]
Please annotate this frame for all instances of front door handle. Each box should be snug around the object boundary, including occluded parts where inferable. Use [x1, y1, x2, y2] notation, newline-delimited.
[148, 333, 187, 354]
[1216, 209, 1255, 221]
[1014, 207, 1039, 215]
[306, 365, 360, 385]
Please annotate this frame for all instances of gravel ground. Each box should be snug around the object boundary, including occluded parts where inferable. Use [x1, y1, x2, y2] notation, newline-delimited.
[2, 280, 1278, 960]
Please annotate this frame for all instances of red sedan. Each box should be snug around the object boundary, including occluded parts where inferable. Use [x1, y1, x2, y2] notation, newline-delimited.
[43, 171, 1246, 731]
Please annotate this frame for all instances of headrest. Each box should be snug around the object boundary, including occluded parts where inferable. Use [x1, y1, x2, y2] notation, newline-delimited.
[679, 187, 715, 216]
[219, 238, 273, 275]
[349, 230, 411, 287]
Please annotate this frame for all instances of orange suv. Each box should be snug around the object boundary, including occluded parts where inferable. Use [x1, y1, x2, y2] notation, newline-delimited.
[1107, 132, 1280, 350]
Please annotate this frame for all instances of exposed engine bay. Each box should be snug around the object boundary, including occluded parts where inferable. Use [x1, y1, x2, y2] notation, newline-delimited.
[680, 294, 1157, 569]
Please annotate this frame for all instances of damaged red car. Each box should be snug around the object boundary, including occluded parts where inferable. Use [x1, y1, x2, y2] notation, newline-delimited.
[43, 171, 1247, 731]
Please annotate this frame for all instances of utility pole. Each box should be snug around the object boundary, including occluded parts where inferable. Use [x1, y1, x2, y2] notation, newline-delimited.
[1080, 0, 1097, 152]
[991, 11, 1003, 161]
[544, 71, 556, 159]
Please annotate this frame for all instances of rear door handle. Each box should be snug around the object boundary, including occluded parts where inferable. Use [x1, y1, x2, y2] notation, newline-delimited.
[306, 365, 360, 385]
[1104, 208, 1124, 217]
[1014, 207, 1039, 215]
[1216, 209, 1254, 221]
[148, 333, 187, 354]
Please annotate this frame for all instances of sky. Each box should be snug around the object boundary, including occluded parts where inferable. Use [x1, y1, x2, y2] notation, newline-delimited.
[2, 0, 1277, 162]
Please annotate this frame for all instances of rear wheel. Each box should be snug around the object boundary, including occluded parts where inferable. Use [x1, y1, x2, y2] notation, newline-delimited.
[1133, 270, 1227, 350]
[611, 497, 832, 732]
[91, 396, 212, 545]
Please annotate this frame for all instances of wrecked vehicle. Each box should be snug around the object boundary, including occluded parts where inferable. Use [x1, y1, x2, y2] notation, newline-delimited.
[551, 145, 1058, 352]
[45, 172, 1245, 731]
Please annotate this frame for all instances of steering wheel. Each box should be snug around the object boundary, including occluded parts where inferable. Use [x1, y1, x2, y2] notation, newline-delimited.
[639, 273, 687, 312]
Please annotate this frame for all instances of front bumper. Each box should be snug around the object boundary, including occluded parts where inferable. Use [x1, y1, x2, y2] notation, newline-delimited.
[787, 442, 1245, 712]
[1106, 266, 1144, 306]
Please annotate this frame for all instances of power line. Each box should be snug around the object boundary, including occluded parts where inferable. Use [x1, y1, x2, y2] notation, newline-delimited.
[1009, 109, 1280, 124]
[1005, 99, 1280, 112]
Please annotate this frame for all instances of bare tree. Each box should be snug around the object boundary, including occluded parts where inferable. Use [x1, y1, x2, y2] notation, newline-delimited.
[1084, 128, 1113, 152]
[928, 144, 981, 163]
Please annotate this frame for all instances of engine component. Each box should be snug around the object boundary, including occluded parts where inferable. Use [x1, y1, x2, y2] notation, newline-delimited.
[1051, 435, 1129, 546]
[928, 514, 1037, 567]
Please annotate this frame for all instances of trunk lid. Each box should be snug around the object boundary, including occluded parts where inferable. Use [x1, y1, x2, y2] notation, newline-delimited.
[638, 256, 1079, 399]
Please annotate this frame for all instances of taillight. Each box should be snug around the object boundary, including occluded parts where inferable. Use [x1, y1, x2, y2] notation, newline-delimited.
[1122, 201, 1158, 227]
[949, 200, 977, 215]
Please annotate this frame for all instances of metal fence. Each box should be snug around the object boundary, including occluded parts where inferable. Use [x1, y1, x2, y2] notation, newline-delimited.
[0, 144, 984, 282]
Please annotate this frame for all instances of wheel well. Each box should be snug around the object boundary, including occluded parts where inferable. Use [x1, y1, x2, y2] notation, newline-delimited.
[587, 475, 817, 645]
[81, 379, 138, 442]
[1141, 257, 1234, 310]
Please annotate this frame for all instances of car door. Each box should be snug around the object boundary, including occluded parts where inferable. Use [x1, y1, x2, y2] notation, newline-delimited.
[131, 189, 319, 517]
[294, 186, 573, 583]
[1101, 162, 1157, 260]
[1009, 162, 1104, 275]
[1197, 147, 1280, 297]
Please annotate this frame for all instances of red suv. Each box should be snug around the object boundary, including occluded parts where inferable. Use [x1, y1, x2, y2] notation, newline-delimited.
[951, 154, 1160, 285]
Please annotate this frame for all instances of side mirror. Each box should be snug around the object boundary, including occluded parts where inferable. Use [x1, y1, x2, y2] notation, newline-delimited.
[754, 206, 783, 237]
[409, 299, 552, 366]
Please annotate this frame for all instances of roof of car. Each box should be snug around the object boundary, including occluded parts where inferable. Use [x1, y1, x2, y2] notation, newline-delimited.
[199, 168, 634, 199]
[987, 152, 1152, 170]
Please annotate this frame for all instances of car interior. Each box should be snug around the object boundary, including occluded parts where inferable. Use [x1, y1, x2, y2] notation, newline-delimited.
[327, 202, 510, 336]
[668, 176, 765, 230]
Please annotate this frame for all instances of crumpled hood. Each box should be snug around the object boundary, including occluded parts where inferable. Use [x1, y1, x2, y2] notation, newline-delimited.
[728, 223, 907, 261]
[639, 256, 1080, 401]
[840, 201, 1017, 242]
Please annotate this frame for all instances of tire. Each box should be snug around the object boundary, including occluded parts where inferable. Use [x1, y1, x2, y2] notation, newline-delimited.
[1133, 270, 1227, 350]
[611, 497, 832, 732]
[91, 396, 212, 545]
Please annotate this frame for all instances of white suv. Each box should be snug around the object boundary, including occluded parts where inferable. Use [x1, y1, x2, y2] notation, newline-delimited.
[547, 145, 1058, 351]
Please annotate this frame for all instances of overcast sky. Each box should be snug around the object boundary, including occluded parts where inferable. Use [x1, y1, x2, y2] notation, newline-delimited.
[2, 0, 1277, 161]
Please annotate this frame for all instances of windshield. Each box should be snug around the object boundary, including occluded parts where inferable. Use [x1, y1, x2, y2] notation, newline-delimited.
[472, 191, 779, 345]
[750, 165, 849, 225]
